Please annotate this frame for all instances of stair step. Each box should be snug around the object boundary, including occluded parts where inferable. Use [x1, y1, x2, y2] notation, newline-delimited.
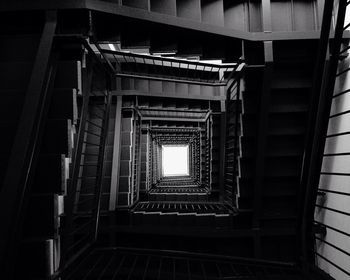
[131, 209, 233, 228]
[149, 187, 208, 193]
[149, 193, 208, 202]
[133, 202, 232, 214]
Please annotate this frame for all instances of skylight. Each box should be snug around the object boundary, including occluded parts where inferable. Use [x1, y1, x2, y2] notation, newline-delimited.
[162, 145, 189, 177]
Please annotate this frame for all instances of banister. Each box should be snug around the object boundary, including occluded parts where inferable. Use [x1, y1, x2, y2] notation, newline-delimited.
[223, 72, 242, 209]
[59, 36, 115, 273]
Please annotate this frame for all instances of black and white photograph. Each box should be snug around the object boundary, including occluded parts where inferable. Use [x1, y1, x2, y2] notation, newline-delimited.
[0, 0, 349, 279]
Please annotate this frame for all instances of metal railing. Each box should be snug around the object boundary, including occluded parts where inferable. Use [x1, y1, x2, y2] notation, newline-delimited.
[300, 0, 350, 277]
[97, 47, 239, 86]
[132, 109, 142, 205]
[57, 39, 113, 276]
[223, 75, 242, 209]
[204, 113, 212, 190]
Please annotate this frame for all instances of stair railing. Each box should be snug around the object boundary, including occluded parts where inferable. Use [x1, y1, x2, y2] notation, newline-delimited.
[300, 0, 348, 275]
[120, 107, 142, 208]
[223, 74, 242, 209]
[58, 38, 113, 275]
[204, 113, 212, 190]
[98, 47, 238, 86]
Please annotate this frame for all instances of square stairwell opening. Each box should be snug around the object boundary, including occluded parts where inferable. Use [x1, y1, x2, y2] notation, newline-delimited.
[161, 144, 189, 177]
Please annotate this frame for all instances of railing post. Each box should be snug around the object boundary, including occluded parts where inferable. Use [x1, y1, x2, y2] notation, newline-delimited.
[219, 99, 227, 202]
[109, 95, 122, 210]
[232, 77, 241, 208]
[50, 38, 116, 278]
[92, 85, 112, 240]
[137, 115, 143, 202]
[63, 58, 93, 254]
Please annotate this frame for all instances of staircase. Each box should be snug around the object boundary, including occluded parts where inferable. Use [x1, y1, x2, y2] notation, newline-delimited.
[0, 29, 114, 277]
[13, 42, 82, 277]
[135, 96, 220, 204]
[19, 58, 80, 278]
[238, 42, 316, 228]
[0, 36, 320, 278]
[108, 94, 239, 240]
[224, 82, 242, 207]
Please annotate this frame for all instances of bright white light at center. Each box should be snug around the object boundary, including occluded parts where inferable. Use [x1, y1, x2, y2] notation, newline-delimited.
[162, 145, 189, 176]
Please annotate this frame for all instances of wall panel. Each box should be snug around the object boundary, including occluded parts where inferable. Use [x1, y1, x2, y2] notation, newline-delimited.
[327, 113, 350, 135]
[293, 0, 315, 31]
[150, 0, 177, 15]
[315, 206, 350, 234]
[324, 134, 350, 154]
[334, 70, 350, 95]
[122, 0, 149, 10]
[271, 0, 292, 31]
[176, 0, 201, 21]
[330, 92, 350, 116]
[316, 41, 350, 279]
[321, 155, 350, 174]
[316, 240, 350, 280]
[224, 0, 248, 31]
[320, 174, 350, 189]
[249, 0, 263, 32]
[201, 0, 225, 26]
[316, 192, 350, 215]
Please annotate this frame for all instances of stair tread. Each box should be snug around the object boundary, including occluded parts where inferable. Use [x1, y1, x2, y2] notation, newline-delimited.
[132, 202, 234, 215]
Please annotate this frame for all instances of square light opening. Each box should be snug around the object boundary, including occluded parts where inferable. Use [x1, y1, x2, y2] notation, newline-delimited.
[162, 144, 189, 177]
